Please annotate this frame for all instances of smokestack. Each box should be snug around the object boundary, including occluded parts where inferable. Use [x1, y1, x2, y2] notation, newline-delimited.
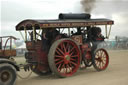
[81, 0, 96, 13]
[59, 13, 91, 20]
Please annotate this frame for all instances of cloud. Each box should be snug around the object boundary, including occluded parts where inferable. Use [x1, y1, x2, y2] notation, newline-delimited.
[111, 13, 128, 38]
[1, 0, 80, 38]
[1, 0, 128, 40]
[112, 13, 128, 24]
[92, 0, 128, 17]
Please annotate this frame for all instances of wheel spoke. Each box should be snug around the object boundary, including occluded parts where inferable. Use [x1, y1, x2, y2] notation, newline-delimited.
[70, 51, 75, 56]
[95, 60, 100, 67]
[57, 63, 62, 71]
[101, 61, 105, 67]
[55, 55, 64, 58]
[57, 47, 65, 55]
[69, 47, 75, 53]
[70, 58, 76, 61]
[60, 64, 66, 73]
[101, 60, 105, 65]
[103, 53, 106, 58]
[98, 62, 101, 68]
[63, 43, 67, 53]
[103, 59, 106, 64]
[101, 51, 103, 56]
[66, 64, 72, 73]
[100, 62, 103, 68]
[70, 61, 77, 66]
[71, 55, 78, 58]
[63, 65, 66, 73]
[69, 62, 73, 68]
[66, 43, 69, 52]
[67, 45, 70, 53]
[56, 48, 63, 56]
[95, 60, 98, 64]
[95, 55, 98, 58]
[64, 64, 67, 73]
[60, 43, 63, 50]
[97, 51, 100, 57]
[55, 58, 63, 62]
[55, 60, 64, 65]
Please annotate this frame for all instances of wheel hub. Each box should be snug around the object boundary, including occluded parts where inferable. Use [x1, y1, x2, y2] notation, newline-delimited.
[1, 71, 10, 82]
[97, 57, 102, 62]
[64, 54, 71, 64]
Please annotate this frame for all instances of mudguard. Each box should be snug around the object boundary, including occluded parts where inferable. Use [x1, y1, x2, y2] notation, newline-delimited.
[0, 58, 20, 71]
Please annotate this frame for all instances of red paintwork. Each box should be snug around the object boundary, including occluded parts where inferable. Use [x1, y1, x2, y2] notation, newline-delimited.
[85, 51, 91, 60]
[54, 40, 80, 77]
[94, 48, 109, 70]
[26, 41, 49, 72]
[25, 35, 109, 75]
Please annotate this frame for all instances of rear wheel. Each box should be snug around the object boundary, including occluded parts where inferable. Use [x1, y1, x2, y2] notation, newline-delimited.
[0, 63, 16, 85]
[83, 51, 92, 67]
[92, 48, 109, 71]
[48, 39, 81, 77]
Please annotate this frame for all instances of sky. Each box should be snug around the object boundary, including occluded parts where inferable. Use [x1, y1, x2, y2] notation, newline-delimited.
[1, 0, 128, 40]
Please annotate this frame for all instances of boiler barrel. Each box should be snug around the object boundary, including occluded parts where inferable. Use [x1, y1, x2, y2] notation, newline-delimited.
[59, 13, 91, 20]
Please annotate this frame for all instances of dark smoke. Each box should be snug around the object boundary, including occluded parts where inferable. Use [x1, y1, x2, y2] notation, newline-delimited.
[81, 0, 96, 13]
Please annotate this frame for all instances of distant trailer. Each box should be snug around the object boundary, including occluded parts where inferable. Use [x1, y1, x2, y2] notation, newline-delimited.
[0, 36, 19, 85]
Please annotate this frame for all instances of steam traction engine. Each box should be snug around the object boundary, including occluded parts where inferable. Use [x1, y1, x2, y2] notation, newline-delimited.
[16, 13, 114, 77]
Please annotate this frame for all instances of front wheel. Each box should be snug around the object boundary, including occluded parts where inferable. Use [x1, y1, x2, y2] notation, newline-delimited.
[48, 39, 81, 77]
[0, 63, 17, 85]
[92, 48, 109, 71]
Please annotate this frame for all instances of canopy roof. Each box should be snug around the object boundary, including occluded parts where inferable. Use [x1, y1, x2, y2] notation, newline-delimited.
[16, 19, 114, 31]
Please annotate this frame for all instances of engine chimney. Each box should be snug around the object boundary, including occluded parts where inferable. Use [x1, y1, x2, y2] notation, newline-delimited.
[59, 13, 91, 20]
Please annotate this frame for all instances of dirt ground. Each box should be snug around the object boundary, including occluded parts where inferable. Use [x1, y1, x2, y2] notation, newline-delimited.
[15, 50, 128, 85]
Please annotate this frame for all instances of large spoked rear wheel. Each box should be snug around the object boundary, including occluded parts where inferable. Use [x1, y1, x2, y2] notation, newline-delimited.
[92, 48, 109, 71]
[48, 39, 81, 77]
[0, 63, 17, 85]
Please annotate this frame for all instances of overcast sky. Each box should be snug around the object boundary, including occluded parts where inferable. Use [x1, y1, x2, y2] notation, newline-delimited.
[1, 0, 128, 40]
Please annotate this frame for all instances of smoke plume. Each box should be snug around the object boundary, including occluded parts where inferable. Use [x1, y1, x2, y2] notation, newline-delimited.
[81, 0, 96, 13]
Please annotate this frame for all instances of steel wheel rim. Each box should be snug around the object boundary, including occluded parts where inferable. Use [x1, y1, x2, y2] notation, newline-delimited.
[54, 40, 80, 76]
[95, 49, 109, 70]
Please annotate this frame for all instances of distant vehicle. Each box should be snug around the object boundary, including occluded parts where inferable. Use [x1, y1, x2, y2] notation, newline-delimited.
[0, 36, 19, 85]
[15, 13, 114, 77]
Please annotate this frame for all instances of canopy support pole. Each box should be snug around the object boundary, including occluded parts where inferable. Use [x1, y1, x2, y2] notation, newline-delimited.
[32, 27, 36, 41]
[107, 25, 112, 39]
[24, 27, 27, 41]
[68, 28, 70, 36]
[19, 31, 25, 41]
[105, 25, 108, 38]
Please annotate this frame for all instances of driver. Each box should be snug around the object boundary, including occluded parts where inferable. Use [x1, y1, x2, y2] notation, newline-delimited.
[87, 27, 105, 52]
[90, 27, 105, 41]
[42, 28, 59, 51]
